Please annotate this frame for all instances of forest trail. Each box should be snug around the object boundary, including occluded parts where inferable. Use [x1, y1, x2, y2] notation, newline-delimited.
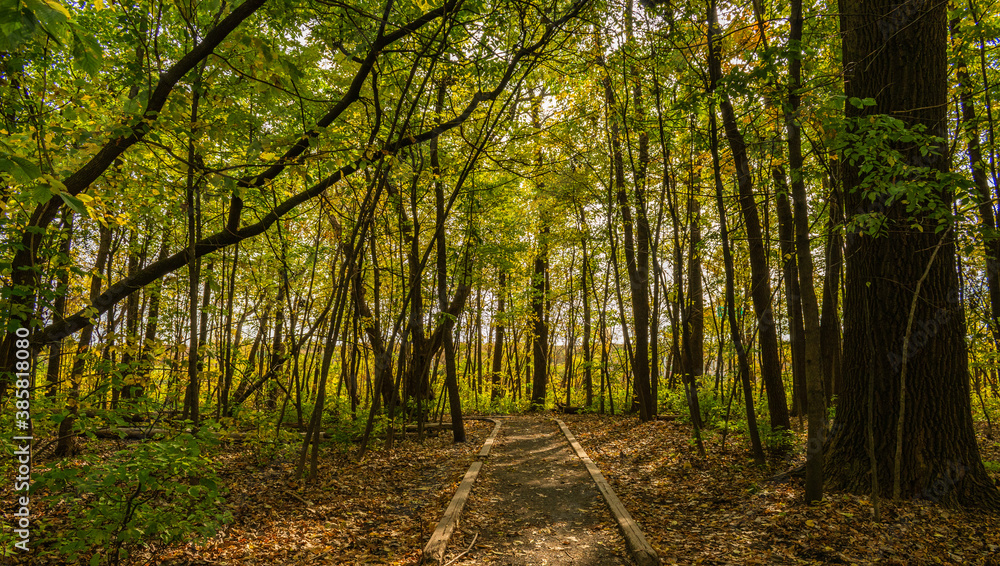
[442, 416, 639, 565]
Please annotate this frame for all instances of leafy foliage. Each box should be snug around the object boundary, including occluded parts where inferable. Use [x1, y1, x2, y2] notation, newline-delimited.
[32, 430, 229, 565]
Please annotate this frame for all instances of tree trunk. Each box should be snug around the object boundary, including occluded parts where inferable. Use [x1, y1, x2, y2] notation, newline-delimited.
[492, 270, 507, 401]
[774, 165, 807, 415]
[119, 227, 148, 404]
[581, 225, 594, 407]
[950, 16, 1000, 346]
[45, 212, 73, 398]
[785, 0, 826, 503]
[819, 177, 843, 401]
[182, 65, 204, 422]
[600, 57, 651, 420]
[685, 197, 705, 420]
[708, 0, 765, 465]
[267, 272, 287, 411]
[827, 0, 1000, 509]
[708, 98, 766, 467]
[531, 224, 550, 409]
[220, 242, 239, 416]
[708, 18, 790, 431]
[432, 83, 466, 441]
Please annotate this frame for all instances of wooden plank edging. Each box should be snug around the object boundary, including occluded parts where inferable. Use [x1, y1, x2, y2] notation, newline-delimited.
[420, 418, 502, 565]
[554, 418, 661, 566]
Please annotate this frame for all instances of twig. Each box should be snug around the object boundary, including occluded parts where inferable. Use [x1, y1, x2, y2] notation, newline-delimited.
[443, 532, 478, 566]
[895, 228, 949, 499]
[282, 488, 313, 507]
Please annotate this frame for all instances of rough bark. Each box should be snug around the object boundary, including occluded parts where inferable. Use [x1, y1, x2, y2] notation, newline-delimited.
[827, 0, 1000, 509]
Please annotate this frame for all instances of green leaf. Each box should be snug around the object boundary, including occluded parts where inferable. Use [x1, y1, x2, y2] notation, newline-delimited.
[59, 192, 88, 216]
[71, 26, 103, 76]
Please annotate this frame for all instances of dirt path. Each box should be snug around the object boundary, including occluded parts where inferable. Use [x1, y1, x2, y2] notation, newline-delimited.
[446, 415, 636, 565]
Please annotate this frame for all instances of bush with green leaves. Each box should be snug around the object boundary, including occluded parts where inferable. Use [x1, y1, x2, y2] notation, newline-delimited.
[34, 429, 230, 566]
[831, 97, 977, 237]
[659, 381, 726, 428]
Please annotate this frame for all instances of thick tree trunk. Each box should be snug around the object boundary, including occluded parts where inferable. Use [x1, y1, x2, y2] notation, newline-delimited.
[828, 0, 1000, 509]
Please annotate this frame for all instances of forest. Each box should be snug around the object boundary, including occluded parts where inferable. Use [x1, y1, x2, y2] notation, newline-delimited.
[2, 0, 1000, 563]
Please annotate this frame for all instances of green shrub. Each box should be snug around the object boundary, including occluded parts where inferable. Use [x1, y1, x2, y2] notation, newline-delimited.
[34, 429, 229, 565]
[758, 420, 798, 451]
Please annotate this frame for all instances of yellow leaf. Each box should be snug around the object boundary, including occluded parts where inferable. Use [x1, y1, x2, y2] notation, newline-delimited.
[40, 0, 70, 19]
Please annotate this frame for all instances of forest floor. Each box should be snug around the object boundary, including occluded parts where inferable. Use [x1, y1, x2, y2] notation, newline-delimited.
[13, 414, 1000, 565]
[445, 415, 634, 565]
[560, 414, 1000, 566]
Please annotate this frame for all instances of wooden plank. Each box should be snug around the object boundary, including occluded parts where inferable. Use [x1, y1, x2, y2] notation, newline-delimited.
[421, 418, 502, 565]
[555, 418, 661, 566]
[476, 419, 501, 459]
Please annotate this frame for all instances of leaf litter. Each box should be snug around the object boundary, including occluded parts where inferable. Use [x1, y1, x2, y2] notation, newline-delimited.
[560, 414, 1000, 566]
[9, 416, 999, 565]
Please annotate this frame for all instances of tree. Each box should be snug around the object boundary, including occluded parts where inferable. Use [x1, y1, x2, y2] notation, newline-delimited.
[704, 0, 790, 433]
[826, 0, 1000, 509]
[785, 0, 826, 504]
